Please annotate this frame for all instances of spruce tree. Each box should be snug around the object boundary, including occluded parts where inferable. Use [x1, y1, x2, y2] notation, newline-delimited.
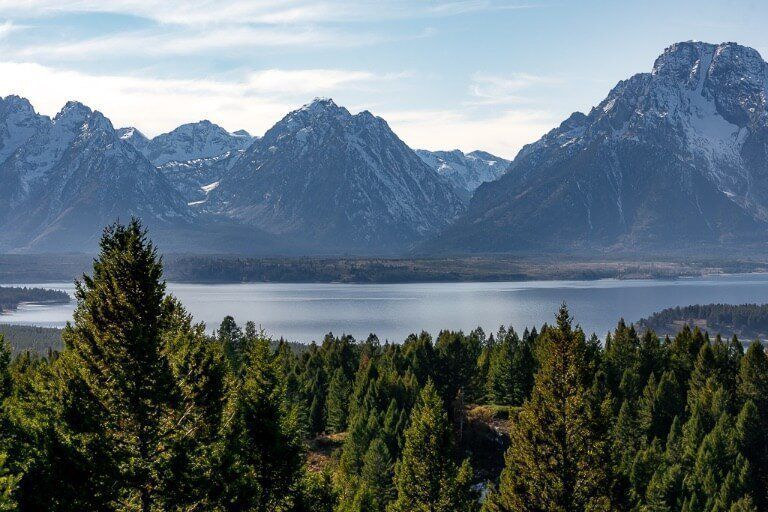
[736, 342, 768, 508]
[217, 335, 303, 511]
[0, 453, 17, 512]
[217, 315, 244, 371]
[53, 219, 228, 511]
[388, 380, 476, 512]
[485, 305, 612, 512]
[326, 368, 351, 433]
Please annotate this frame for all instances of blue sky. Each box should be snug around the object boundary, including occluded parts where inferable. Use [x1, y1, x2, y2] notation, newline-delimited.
[0, 0, 765, 157]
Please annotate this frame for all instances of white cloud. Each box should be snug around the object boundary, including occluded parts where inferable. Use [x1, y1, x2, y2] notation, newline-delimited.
[384, 107, 558, 159]
[469, 72, 560, 105]
[247, 69, 381, 94]
[14, 26, 384, 60]
[0, 1, 532, 26]
[0, 20, 22, 40]
[0, 62, 390, 136]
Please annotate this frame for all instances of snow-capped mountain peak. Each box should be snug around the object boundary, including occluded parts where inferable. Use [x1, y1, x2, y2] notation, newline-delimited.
[138, 119, 254, 166]
[428, 41, 768, 254]
[205, 98, 465, 250]
[416, 148, 510, 199]
[0, 96, 191, 251]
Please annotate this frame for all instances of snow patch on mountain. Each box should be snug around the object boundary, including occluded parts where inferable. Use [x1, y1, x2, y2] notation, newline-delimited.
[140, 120, 254, 166]
[416, 149, 510, 198]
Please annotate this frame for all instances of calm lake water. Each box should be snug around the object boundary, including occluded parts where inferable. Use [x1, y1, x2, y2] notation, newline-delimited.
[5, 274, 768, 343]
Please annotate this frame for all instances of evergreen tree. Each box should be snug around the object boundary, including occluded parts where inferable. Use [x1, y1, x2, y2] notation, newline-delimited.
[51, 219, 228, 511]
[388, 380, 477, 512]
[217, 335, 303, 511]
[605, 319, 640, 398]
[485, 305, 612, 512]
[0, 336, 11, 403]
[485, 327, 534, 406]
[0, 453, 17, 512]
[326, 368, 352, 433]
[217, 315, 244, 371]
[736, 341, 768, 508]
[338, 438, 395, 512]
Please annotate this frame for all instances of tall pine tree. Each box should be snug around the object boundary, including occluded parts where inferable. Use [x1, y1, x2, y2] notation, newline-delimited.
[485, 305, 612, 512]
[388, 380, 476, 512]
[52, 219, 228, 511]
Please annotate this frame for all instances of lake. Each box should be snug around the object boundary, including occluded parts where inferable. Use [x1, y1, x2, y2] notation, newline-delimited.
[4, 274, 768, 343]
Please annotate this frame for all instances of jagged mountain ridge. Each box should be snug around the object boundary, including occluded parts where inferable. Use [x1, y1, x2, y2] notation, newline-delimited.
[117, 121, 255, 203]
[427, 41, 768, 254]
[204, 98, 466, 249]
[0, 96, 471, 253]
[135, 120, 254, 166]
[416, 149, 510, 200]
[0, 97, 194, 252]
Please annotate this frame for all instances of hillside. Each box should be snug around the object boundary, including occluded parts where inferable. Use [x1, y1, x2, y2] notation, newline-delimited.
[427, 42, 768, 255]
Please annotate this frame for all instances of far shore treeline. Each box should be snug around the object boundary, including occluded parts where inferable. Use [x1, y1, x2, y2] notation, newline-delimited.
[1, 252, 767, 286]
[0, 221, 766, 511]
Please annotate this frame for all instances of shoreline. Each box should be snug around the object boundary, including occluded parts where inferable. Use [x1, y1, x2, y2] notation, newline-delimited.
[1, 253, 767, 285]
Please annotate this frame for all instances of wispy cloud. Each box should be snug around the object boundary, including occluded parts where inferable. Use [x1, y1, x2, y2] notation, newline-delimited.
[0, 20, 22, 40]
[247, 69, 408, 94]
[14, 26, 374, 60]
[0, 0, 533, 26]
[10, 24, 435, 61]
[468, 72, 561, 105]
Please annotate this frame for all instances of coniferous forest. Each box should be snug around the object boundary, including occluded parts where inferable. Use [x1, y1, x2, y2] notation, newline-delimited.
[0, 221, 766, 511]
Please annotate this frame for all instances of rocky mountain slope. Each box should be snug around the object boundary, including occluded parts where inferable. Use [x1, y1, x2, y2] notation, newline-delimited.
[427, 41, 768, 254]
[416, 149, 509, 200]
[0, 97, 193, 252]
[119, 121, 254, 203]
[204, 98, 465, 250]
[137, 120, 253, 166]
[0, 96, 469, 254]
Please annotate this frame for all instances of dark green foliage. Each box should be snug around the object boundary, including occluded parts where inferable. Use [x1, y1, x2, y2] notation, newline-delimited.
[3, 222, 768, 511]
[638, 303, 768, 340]
[0, 286, 69, 313]
[216, 335, 303, 511]
[0, 325, 63, 354]
[389, 380, 477, 512]
[217, 315, 244, 371]
[485, 327, 536, 406]
[326, 368, 351, 433]
[485, 306, 612, 512]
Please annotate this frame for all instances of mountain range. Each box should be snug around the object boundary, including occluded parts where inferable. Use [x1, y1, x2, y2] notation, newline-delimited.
[1, 41, 767, 256]
[0, 95, 493, 253]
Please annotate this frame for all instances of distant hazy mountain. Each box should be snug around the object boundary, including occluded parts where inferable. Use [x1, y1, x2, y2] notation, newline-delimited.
[137, 120, 253, 166]
[205, 98, 465, 251]
[117, 121, 255, 203]
[116, 126, 150, 153]
[427, 41, 768, 254]
[0, 97, 191, 252]
[416, 149, 509, 200]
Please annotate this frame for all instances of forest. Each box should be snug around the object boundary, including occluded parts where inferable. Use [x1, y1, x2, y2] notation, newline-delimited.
[638, 303, 768, 340]
[0, 220, 766, 511]
[0, 286, 69, 313]
[0, 325, 62, 355]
